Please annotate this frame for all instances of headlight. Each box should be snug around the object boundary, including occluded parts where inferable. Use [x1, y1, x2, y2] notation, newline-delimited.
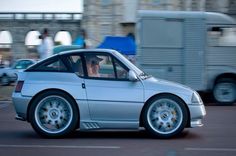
[191, 92, 203, 104]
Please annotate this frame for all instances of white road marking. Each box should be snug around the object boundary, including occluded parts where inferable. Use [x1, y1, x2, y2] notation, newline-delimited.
[0, 144, 120, 149]
[185, 147, 236, 152]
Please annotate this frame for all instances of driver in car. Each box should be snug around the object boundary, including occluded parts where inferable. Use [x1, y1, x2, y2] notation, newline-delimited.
[86, 55, 103, 77]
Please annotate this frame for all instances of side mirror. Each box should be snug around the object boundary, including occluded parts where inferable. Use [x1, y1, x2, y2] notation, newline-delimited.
[128, 70, 138, 82]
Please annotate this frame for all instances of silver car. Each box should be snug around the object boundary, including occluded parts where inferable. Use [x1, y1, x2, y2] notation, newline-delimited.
[12, 49, 206, 138]
[0, 59, 36, 85]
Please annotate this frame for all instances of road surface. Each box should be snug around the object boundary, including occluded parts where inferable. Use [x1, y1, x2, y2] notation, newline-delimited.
[0, 101, 235, 156]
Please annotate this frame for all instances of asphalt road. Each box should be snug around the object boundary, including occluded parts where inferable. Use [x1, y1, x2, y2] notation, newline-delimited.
[0, 101, 236, 156]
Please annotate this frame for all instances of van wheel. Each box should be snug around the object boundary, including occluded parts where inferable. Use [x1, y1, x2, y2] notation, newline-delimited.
[142, 94, 188, 139]
[29, 90, 79, 138]
[213, 78, 236, 105]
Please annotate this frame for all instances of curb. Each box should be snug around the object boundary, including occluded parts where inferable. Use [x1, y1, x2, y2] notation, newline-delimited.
[0, 100, 11, 103]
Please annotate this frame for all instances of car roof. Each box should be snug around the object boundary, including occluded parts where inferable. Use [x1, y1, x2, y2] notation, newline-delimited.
[25, 48, 120, 71]
[58, 48, 118, 56]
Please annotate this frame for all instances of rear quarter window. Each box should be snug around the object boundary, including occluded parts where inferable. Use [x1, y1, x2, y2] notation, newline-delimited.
[31, 58, 68, 72]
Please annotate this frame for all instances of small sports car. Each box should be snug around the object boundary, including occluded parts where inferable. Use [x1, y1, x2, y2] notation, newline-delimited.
[12, 48, 206, 138]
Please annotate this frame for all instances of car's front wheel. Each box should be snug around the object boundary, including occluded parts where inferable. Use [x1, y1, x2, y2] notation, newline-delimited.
[29, 91, 79, 138]
[142, 94, 188, 139]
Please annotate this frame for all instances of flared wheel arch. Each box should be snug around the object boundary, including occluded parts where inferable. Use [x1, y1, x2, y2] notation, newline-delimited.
[27, 89, 80, 129]
[139, 93, 191, 128]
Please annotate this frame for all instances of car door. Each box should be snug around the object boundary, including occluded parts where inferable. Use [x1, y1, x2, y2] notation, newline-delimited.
[83, 52, 144, 121]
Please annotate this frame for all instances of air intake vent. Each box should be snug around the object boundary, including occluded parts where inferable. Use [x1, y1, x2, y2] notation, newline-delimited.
[82, 122, 100, 129]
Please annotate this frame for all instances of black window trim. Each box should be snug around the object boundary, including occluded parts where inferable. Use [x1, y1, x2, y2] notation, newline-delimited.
[24, 51, 131, 81]
[26, 55, 70, 73]
[62, 53, 86, 78]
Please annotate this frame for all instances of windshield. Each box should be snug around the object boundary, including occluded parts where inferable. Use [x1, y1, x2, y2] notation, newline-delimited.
[113, 52, 150, 79]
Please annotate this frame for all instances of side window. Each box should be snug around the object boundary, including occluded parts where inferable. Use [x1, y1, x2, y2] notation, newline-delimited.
[84, 53, 115, 79]
[35, 58, 68, 72]
[68, 55, 84, 77]
[84, 53, 129, 80]
[208, 27, 236, 47]
[114, 59, 129, 80]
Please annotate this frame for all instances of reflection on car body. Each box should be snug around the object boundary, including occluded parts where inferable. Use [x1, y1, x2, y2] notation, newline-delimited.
[12, 48, 206, 138]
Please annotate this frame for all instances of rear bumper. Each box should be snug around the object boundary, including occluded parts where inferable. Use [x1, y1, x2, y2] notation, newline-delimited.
[188, 104, 206, 128]
[12, 92, 31, 121]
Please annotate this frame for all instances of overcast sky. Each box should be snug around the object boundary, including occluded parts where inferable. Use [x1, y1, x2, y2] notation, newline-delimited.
[0, 0, 83, 12]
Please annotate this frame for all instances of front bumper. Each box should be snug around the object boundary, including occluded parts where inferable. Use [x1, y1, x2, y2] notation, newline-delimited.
[188, 104, 206, 128]
[12, 92, 31, 121]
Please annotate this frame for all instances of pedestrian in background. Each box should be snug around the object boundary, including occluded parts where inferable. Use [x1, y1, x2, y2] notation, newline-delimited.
[37, 28, 54, 60]
[73, 29, 93, 49]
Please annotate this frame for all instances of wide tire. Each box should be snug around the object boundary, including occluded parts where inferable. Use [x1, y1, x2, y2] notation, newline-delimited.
[142, 94, 188, 139]
[29, 90, 79, 138]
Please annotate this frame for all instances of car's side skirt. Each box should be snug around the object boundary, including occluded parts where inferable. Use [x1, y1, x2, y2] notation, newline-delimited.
[79, 120, 139, 130]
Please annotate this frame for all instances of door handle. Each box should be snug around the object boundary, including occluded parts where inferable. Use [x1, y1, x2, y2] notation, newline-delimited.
[82, 83, 86, 89]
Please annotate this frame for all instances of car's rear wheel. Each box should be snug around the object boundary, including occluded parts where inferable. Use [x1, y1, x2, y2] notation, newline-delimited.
[29, 91, 79, 138]
[142, 94, 188, 139]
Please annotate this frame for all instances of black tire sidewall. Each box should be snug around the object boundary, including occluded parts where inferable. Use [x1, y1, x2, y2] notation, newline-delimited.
[142, 94, 188, 139]
[29, 90, 79, 138]
[213, 78, 236, 105]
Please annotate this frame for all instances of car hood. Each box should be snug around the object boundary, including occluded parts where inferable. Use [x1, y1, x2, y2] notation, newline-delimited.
[142, 76, 195, 103]
[0, 67, 10, 71]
